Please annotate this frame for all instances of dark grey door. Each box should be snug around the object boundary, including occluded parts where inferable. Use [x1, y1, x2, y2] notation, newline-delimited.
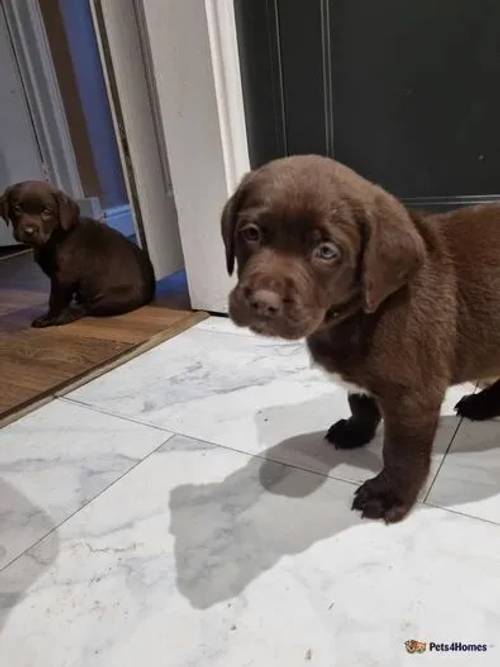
[235, 0, 500, 209]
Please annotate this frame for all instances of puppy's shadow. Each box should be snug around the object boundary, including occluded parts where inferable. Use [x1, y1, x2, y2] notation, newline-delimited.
[170, 391, 500, 610]
[169, 443, 365, 611]
[169, 395, 384, 610]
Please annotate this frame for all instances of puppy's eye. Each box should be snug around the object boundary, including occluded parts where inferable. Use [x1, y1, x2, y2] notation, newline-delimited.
[240, 224, 261, 244]
[314, 242, 340, 262]
[13, 204, 22, 215]
[41, 208, 51, 217]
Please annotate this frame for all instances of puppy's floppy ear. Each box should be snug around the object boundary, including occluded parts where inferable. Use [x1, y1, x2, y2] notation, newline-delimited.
[0, 186, 12, 225]
[221, 174, 251, 275]
[221, 193, 239, 275]
[55, 190, 80, 230]
[361, 192, 425, 313]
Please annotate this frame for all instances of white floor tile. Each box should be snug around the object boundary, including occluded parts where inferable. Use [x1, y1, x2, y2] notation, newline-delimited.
[0, 400, 171, 568]
[1, 435, 499, 667]
[66, 326, 473, 495]
[427, 417, 500, 524]
[194, 314, 269, 338]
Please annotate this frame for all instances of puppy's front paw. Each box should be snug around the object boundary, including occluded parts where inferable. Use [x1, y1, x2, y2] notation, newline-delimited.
[352, 474, 413, 523]
[31, 314, 53, 328]
[326, 418, 374, 449]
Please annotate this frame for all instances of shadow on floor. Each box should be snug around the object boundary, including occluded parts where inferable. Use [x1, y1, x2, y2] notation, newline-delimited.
[169, 394, 389, 610]
[170, 392, 500, 609]
[0, 479, 59, 633]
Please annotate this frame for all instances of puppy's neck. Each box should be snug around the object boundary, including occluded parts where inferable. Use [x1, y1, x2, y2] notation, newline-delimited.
[322, 291, 363, 328]
[34, 227, 69, 269]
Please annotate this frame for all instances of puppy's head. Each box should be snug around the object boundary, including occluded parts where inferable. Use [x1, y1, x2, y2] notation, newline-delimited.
[0, 181, 79, 247]
[222, 155, 425, 340]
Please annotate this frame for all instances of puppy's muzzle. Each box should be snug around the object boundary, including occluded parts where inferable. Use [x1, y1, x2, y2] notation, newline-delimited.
[245, 288, 283, 319]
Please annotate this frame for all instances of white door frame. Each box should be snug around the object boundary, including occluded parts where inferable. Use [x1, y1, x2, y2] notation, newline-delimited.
[2, 0, 83, 198]
[90, 0, 184, 278]
[204, 0, 251, 195]
[138, 0, 250, 311]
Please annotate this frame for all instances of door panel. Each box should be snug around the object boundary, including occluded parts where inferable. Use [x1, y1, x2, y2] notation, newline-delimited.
[332, 0, 500, 198]
[0, 5, 45, 245]
[91, 0, 184, 279]
[235, 0, 500, 207]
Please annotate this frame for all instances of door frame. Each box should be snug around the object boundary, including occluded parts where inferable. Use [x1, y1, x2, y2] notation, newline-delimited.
[2, 0, 83, 198]
[90, 0, 184, 278]
[204, 0, 251, 195]
[137, 0, 250, 311]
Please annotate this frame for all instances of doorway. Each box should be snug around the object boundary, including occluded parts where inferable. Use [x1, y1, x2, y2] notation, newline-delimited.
[0, 0, 194, 424]
[0, 0, 131, 248]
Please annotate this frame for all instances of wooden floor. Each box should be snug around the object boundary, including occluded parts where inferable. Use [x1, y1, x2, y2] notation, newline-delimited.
[0, 252, 205, 426]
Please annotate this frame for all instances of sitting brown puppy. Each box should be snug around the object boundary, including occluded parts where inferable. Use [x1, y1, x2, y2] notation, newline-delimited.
[0, 181, 155, 327]
[222, 154, 500, 523]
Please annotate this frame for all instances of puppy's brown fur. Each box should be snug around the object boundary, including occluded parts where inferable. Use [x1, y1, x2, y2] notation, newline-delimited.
[222, 155, 500, 522]
[1, 181, 155, 327]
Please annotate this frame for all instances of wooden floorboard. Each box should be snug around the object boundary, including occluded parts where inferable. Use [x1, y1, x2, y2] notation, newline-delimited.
[0, 253, 205, 425]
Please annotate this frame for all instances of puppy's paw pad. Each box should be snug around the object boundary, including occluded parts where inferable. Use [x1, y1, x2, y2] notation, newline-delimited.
[326, 419, 373, 449]
[352, 477, 411, 523]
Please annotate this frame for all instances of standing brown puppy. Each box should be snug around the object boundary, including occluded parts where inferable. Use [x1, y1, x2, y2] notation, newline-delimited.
[221, 154, 500, 523]
[0, 181, 155, 327]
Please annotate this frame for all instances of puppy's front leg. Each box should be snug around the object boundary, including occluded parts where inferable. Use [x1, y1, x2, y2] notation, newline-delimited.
[352, 394, 442, 523]
[32, 278, 83, 327]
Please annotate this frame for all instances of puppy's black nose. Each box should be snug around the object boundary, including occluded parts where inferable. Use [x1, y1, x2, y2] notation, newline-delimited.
[248, 289, 282, 317]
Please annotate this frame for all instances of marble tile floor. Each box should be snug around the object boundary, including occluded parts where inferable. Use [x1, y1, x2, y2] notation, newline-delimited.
[1, 316, 499, 666]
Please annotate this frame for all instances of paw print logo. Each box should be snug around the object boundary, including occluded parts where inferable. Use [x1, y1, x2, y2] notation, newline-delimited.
[405, 640, 427, 654]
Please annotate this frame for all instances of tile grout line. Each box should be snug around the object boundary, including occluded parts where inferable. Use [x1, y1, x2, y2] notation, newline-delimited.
[2, 420, 495, 576]
[55, 396, 176, 434]
[424, 500, 500, 528]
[423, 383, 478, 503]
[422, 414, 465, 503]
[57, 396, 364, 488]
[60, 395, 488, 512]
[61, 393, 495, 527]
[0, 432, 177, 575]
[3, 405, 497, 575]
[186, 429, 500, 528]
[62, 400, 385, 496]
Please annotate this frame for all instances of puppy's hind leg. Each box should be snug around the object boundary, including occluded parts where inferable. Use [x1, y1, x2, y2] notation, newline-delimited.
[87, 286, 149, 317]
[326, 393, 381, 449]
[455, 380, 500, 420]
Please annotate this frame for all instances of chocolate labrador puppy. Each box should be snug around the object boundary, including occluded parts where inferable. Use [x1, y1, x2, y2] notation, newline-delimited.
[222, 154, 500, 522]
[0, 181, 155, 327]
